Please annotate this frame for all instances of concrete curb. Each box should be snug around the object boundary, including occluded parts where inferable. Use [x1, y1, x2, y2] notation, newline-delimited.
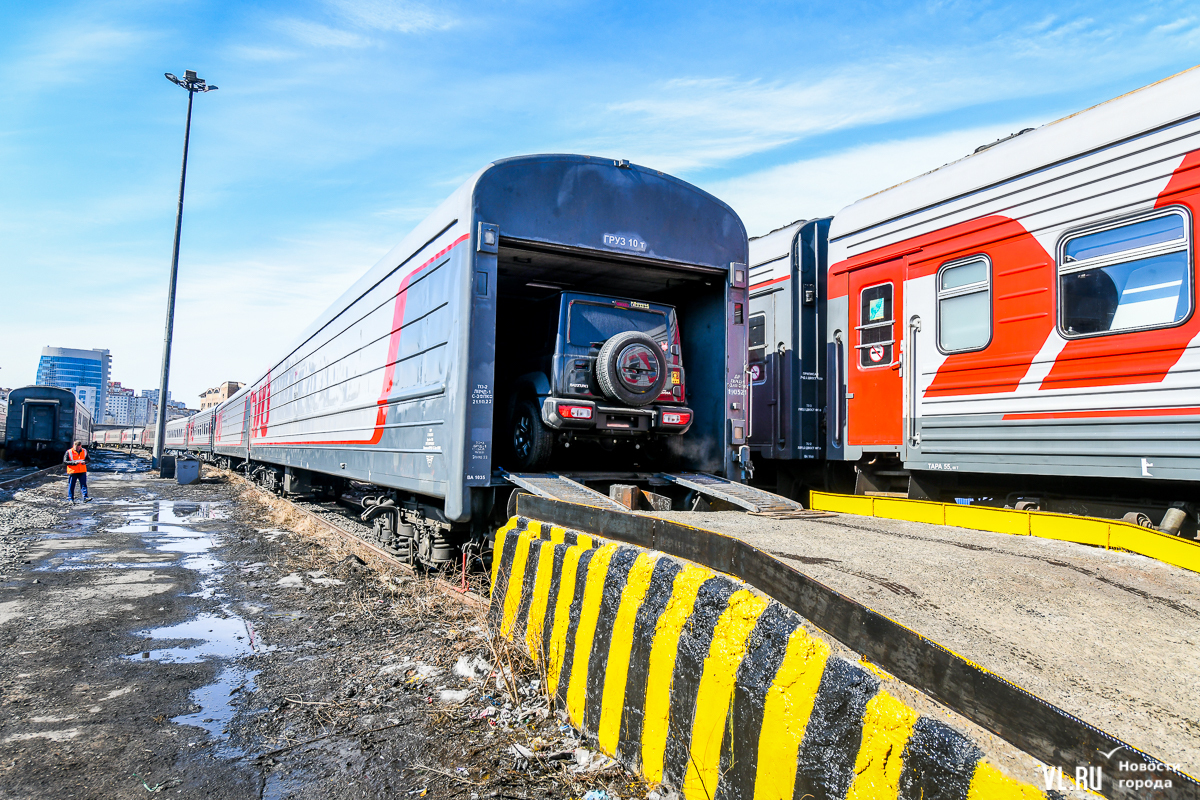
[810, 491, 1200, 575]
[489, 516, 1046, 800]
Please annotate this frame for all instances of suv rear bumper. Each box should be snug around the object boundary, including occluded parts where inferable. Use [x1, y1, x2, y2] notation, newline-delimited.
[541, 397, 693, 435]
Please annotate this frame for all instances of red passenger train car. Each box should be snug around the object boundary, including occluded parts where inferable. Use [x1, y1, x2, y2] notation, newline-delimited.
[821, 67, 1200, 518]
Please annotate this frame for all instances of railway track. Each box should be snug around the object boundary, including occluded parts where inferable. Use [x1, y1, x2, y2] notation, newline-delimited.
[0, 464, 63, 491]
[231, 471, 489, 610]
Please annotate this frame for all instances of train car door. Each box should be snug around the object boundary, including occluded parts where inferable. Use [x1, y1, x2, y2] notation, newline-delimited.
[847, 258, 904, 445]
[748, 306, 776, 447]
[25, 403, 56, 442]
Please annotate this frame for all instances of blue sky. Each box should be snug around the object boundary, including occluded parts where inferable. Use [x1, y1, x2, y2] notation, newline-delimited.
[2, 0, 1198, 405]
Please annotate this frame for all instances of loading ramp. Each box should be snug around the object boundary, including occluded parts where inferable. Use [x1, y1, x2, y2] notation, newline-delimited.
[498, 470, 631, 512]
[659, 471, 833, 518]
[499, 468, 831, 519]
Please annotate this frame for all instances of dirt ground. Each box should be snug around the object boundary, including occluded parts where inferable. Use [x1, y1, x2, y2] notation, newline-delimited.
[651, 508, 1200, 774]
[0, 451, 650, 800]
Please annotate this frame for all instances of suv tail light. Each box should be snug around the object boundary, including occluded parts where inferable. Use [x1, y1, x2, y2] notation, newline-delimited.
[557, 403, 593, 420]
[661, 411, 691, 426]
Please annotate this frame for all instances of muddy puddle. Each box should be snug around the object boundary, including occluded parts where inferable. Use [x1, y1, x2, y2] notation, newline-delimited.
[101, 499, 265, 755]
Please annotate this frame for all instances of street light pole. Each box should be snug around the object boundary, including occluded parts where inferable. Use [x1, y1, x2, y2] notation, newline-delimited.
[152, 70, 217, 468]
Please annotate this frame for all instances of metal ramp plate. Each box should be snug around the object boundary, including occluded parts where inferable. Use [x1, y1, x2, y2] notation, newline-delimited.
[659, 472, 835, 519]
[500, 471, 630, 513]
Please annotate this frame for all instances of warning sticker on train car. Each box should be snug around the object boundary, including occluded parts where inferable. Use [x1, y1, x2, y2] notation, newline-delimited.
[869, 344, 885, 362]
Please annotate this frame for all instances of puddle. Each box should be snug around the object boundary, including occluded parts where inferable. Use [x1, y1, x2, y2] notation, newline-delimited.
[89, 450, 153, 474]
[101, 499, 262, 755]
[36, 549, 176, 572]
[130, 613, 255, 662]
[172, 666, 260, 755]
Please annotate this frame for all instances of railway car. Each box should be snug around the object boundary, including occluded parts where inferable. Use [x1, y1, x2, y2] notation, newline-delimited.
[186, 408, 215, 457]
[821, 66, 1200, 523]
[3, 386, 93, 464]
[164, 417, 189, 453]
[746, 218, 832, 494]
[213, 386, 250, 469]
[230, 153, 750, 565]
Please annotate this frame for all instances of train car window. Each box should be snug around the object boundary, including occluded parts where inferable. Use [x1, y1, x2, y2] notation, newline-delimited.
[749, 314, 766, 382]
[856, 283, 893, 367]
[937, 256, 991, 352]
[1059, 208, 1192, 337]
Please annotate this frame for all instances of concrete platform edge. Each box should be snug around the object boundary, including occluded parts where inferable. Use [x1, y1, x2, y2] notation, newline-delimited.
[509, 495, 1200, 800]
[808, 492, 1200, 576]
[489, 513, 1050, 800]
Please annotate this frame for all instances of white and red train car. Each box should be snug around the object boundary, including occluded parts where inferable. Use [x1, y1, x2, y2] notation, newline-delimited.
[825, 67, 1200, 499]
[213, 385, 251, 469]
[185, 408, 215, 457]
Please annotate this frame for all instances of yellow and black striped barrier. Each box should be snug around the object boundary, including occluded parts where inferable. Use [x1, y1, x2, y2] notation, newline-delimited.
[504, 495, 1200, 800]
[808, 492, 1200, 575]
[490, 516, 1044, 800]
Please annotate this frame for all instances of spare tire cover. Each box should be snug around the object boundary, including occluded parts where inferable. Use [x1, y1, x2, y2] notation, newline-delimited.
[596, 331, 668, 406]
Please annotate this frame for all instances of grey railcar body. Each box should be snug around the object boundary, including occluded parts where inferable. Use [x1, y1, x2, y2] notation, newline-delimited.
[229, 155, 749, 524]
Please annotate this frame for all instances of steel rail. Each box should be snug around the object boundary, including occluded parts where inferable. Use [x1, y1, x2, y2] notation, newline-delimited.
[0, 464, 65, 491]
[233, 472, 487, 610]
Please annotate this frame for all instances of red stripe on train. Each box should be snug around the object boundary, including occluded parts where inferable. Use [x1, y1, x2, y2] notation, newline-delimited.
[750, 275, 789, 291]
[1003, 406, 1200, 420]
[251, 233, 470, 448]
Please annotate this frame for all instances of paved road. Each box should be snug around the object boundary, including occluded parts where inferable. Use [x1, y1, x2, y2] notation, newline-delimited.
[652, 509, 1200, 774]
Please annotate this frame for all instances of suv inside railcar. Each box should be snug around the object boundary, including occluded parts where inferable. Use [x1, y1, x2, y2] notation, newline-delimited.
[493, 246, 726, 472]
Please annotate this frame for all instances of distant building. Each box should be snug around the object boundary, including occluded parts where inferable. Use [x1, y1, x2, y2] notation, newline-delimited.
[74, 386, 98, 421]
[36, 347, 110, 420]
[167, 406, 196, 421]
[131, 394, 153, 426]
[138, 389, 191, 425]
[200, 381, 243, 410]
[105, 381, 136, 425]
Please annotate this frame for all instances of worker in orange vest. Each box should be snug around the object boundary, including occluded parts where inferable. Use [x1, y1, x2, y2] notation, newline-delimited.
[64, 441, 91, 503]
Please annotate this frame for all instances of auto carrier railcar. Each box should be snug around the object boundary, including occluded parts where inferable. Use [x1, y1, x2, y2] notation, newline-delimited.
[3, 386, 93, 464]
[211, 154, 750, 563]
[817, 66, 1200, 520]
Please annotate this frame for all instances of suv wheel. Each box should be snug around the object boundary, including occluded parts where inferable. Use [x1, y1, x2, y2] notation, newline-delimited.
[596, 331, 668, 407]
[510, 399, 554, 470]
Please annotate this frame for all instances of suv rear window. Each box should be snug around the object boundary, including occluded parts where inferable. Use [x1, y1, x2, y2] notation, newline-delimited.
[567, 302, 668, 346]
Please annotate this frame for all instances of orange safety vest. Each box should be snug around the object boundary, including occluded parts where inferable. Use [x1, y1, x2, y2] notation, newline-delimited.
[66, 448, 87, 474]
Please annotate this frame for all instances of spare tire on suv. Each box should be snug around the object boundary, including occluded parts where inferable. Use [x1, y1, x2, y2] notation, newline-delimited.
[595, 331, 668, 407]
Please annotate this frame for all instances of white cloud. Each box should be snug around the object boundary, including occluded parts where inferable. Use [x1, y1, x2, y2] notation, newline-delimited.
[701, 119, 1049, 237]
[0, 228, 394, 402]
[577, 8, 1199, 175]
[586, 58, 1016, 173]
[0, 26, 147, 93]
[276, 19, 371, 48]
[325, 0, 458, 33]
